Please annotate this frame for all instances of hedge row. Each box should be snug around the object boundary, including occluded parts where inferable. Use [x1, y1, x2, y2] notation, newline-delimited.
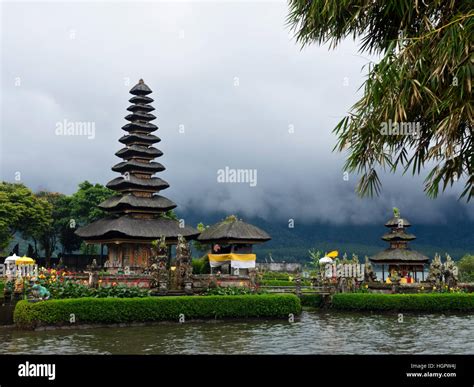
[332, 293, 474, 311]
[260, 279, 311, 287]
[299, 294, 323, 307]
[14, 294, 302, 329]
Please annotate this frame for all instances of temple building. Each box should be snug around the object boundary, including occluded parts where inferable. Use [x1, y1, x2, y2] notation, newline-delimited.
[76, 79, 199, 272]
[197, 215, 271, 275]
[370, 209, 429, 283]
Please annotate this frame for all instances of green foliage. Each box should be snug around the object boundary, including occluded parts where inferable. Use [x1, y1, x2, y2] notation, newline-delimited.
[260, 273, 311, 286]
[14, 294, 302, 328]
[192, 255, 210, 274]
[458, 254, 474, 282]
[287, 1, 474, 200]
[0, 182, 52, 253]
[332, 293, 474, 311]
[262, 271, 291, 280]
[69, 181, 115, 224]
[192, 222, 210, 255]
[308, 249, 322, 269]
[34, 192, 68, 263]
[204, 286, 266, 296]
[192, 259, 204, 274]
[162, 210, 178, 221]
[0, 279, 4, 295]
[300, 294, 323, 307]
[40, 281, 149, 299]
[260, 279, 311, 286]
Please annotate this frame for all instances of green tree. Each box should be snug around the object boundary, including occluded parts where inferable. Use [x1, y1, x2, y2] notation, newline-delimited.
[288, 1, 473, 200]
[458, 254, 474, 282]
[70, 181, 115, 224]
[55, 195, 82, 254]
[0, 182, 52, 253]
[68, 181, 115, 257]
[35, 191, 63, 265]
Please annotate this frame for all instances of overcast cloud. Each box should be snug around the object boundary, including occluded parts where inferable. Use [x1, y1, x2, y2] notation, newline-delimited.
[1, 1, 472, 225]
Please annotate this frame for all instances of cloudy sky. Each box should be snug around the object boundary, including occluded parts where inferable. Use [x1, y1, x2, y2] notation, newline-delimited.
[1, 1, 472, 225]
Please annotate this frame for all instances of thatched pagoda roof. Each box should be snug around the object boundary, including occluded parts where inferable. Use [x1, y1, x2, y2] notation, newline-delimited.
[127, 104, 155, 113]
[119, 133, 160, 145]
[122, 122, 158, 133]
[197, 215, 271, 244]
[112, 160, 165, 174]
[384, 217, 411, 228]
[76, 215, 199, 242]
[106, 175, 169, 192]
[381, 230, 416, 241]
[99, 194, 177, 212]
[125, 112, 156, 122]
[115, 145, 162, 159]
[370, 248, 429, 264]
[129, 95, 153, 104]
[130, 79, 152, 95]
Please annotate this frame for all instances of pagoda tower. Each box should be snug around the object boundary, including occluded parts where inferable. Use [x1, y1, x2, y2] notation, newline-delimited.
[76, 79, 199, 272]
[370, 209, 429, 282]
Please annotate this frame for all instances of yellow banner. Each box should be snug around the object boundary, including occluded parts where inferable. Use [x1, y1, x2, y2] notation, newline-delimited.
[208, 253, 256, 262]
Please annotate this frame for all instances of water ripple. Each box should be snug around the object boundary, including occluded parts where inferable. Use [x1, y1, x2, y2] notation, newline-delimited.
[0, 311, 472, 354]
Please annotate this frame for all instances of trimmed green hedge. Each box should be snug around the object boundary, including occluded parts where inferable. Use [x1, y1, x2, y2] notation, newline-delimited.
[332, 293, 474, 311]
[300, 294, 323, 307]
[14, 294, 302, 329]
[260, 279, 311, 286]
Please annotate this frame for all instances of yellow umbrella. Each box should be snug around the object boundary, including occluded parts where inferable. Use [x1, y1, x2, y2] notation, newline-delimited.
[327, 250, 338, 258]
[16, 256, 35, 265]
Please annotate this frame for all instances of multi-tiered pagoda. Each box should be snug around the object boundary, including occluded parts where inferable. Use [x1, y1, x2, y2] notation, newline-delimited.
[76, 79, 199, 271]
[370, 209, 429, 282]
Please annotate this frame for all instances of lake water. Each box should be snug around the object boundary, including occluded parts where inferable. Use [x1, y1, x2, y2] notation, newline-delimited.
[1, 311, 473, 354]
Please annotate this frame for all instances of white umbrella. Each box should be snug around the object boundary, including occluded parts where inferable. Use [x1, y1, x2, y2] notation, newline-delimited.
[4, 254, 19, 264]
[319, 256, 333, 264]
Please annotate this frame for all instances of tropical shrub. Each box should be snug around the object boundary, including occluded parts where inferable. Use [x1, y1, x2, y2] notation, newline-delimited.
[204, 286, 267, 296]
[332, 293, 474, 312]
[458, 254, 474, 282]
[262, 272, 291, 280]
[260, 279, 311, 286]
[14, 294, 302, 328]
[34, 267, 149, 299]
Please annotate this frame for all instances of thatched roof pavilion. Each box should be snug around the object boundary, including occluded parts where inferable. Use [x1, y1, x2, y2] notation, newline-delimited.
[198, 215, 270, 274]
[370, 209, 429, 282]
[76, 79, 198, 271]
[197, 215, 271, 244]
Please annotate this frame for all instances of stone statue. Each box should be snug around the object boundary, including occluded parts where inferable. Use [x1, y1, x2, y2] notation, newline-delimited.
[57, 257, 65, 270]
[364, 256, 377, 282]
[85, 259, 100, 288]
[248, 268, 257, 290]
[176, 235, 193, 293]
[31, 284, 50, 300]
[443, 254, 458, 288]
[427, 253, 443, 286]
[14, 276, 24, 294]
[150, 236, 169, 293]
[295, 271, 302, 296]
[351, 254, 359, 264]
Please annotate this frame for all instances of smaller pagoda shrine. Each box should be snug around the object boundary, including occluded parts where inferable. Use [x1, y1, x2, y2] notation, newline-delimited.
[370, 208, 429, 283]
[197, 215, 271, 275]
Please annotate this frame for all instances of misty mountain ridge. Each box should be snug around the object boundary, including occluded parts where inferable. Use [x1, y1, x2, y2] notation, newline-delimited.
[181, 210, 474, 262]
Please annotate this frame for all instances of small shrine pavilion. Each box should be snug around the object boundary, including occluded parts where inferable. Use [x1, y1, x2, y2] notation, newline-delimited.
[76, 79, 199, 272]
[370, 209, 429, 283]
[197, 215, 271, 275]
